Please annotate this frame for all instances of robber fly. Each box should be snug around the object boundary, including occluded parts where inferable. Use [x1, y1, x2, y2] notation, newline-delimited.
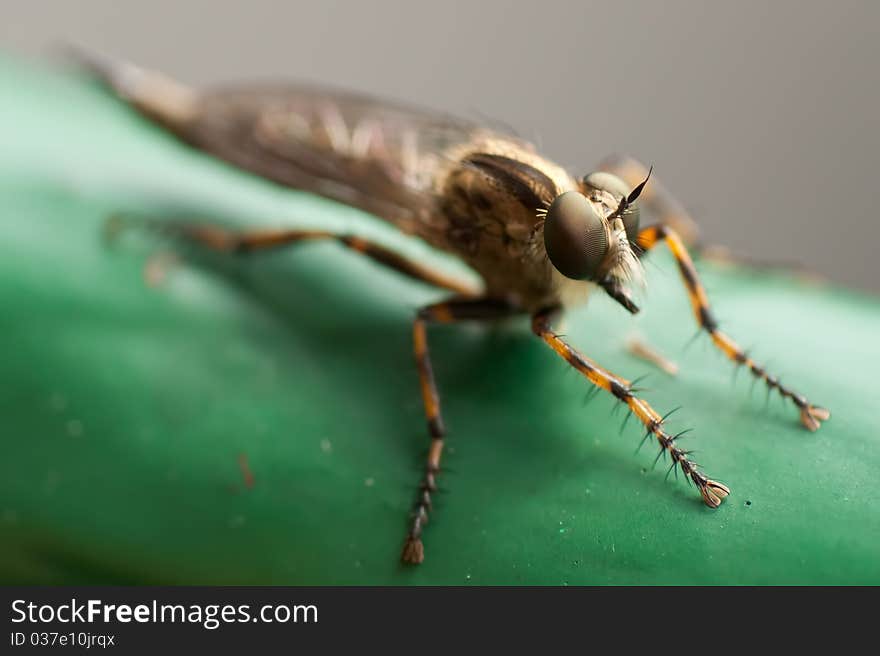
[74, 50, 829, 565]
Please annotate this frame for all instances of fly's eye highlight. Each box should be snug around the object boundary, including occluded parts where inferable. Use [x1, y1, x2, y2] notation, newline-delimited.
[543, 191, 608, 280]
[582, 171, 641, 244]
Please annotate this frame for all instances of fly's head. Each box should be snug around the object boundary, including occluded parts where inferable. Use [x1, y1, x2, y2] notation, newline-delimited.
[541, 168, 651, 313]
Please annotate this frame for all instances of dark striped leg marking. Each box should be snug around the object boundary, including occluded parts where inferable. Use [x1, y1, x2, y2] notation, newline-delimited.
[637, 225, 830, 431]
[402, 298, 521, 565]
[532, 307, 730, 509]
[104, 215, 481, 297]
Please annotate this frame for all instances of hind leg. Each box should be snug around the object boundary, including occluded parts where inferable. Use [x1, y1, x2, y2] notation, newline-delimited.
[104, 214, 481, 297]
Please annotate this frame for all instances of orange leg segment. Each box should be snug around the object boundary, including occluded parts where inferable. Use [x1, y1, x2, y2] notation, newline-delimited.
[637, 225, 830, 431]
[532, 308, 730, 509]
[104, 214, 480, 297]
[402, 297, 521, 564]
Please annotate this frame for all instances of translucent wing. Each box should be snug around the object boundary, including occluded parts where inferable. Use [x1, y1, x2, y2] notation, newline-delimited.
[181, 84, 529, 236]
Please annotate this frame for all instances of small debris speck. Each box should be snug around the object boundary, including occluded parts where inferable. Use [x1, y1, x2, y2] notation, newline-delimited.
[66, 420, 84, 437]
[745, 500, 752, 506]
[44, 470, 60, 495]
[50, 393, 68, 412]
[465, 574, 471, 581]
[320, 439, 332, 454]
[238, 454, 255, 489]
[364, 477, 375, 487]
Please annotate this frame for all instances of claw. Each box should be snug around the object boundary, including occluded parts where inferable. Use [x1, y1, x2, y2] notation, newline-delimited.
[800, 405, 830, 432]
[700, 479, 730, 508]
[401, 537, 424, 565]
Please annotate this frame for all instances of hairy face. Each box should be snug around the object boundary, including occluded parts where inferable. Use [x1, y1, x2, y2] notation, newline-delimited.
[542, 170, 649, 312]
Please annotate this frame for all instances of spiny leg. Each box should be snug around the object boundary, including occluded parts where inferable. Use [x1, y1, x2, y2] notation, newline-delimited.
[402, 297, 522, 565]
[531, 307, 730, 508]
[104, 214, 481, 297]
[637, 224, 830, 431]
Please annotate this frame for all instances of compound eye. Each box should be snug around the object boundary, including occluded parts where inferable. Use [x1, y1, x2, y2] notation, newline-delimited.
[582, 171, 641, 243]
[543, 191, 608, 280]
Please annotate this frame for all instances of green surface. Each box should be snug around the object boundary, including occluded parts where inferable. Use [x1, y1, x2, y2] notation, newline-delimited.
[1, 56, 878, 585]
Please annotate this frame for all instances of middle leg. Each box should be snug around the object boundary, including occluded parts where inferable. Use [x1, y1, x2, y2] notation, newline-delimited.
[402, 297, 523, 564]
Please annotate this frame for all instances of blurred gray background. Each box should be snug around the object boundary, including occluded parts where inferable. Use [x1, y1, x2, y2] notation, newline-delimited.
[3, 0, 878, 291]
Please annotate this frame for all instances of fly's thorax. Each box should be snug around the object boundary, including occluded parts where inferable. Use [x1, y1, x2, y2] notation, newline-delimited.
[435, 136, 589, 309]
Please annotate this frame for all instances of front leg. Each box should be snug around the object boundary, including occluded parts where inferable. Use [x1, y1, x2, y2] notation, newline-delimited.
[532, 308, 730, 508]
[637, 225, 830, 431]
